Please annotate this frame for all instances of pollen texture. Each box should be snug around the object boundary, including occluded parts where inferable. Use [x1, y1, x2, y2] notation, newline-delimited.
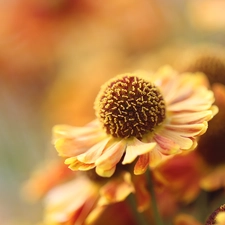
[94, 74, 166, 139]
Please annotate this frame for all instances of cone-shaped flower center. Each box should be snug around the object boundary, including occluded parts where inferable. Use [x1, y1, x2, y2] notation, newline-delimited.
[95, 74, 166, 139]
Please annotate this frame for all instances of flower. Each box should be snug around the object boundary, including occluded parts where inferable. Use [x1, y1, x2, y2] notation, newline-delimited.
[24, 159, 137, 225]
[37, 172, 135, 225]
[176, 44, 225, 86]
[53, 66, 217, 177]
[22, 160, 74, 201]
[197, 83, 225, 165]
[153, 151, 207, 204]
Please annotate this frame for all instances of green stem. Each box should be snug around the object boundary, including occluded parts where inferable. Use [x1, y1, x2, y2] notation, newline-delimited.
[126, 193, 149, 225]
[145, 167, 164, 225]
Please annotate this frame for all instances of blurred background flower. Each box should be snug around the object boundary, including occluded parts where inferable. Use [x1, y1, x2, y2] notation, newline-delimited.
[1, 0, 225, 224]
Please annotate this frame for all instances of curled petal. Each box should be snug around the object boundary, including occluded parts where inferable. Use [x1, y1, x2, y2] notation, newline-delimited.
[154, 134, 180, 154]
[65, 157, 95, 171]
[122, 138, 156, 164]
[95, 140, 127, 170]
[43, 176, 98, 225]
[96, 166, 116, 178]
[77, 138, 110, 164]
[98, 172, 134, 205]
[134, 153, 149, 175]
[149, 147, 173, 167]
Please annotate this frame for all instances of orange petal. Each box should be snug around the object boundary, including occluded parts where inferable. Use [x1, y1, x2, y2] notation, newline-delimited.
[148, 147, 172, 167]
[98, 172, 134, 205]
[134, 153, 149, 175]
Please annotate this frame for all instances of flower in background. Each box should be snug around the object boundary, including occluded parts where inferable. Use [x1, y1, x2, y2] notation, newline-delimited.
[22, 160, 74, 201]
[24, 160, 137, 225]
[154, 151, 207, 204]
[176, 44, 225, 86]
[53, 66, 217, 177]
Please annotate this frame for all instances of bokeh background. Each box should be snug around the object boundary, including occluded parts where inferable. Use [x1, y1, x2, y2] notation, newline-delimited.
[1, 0, 225, 224]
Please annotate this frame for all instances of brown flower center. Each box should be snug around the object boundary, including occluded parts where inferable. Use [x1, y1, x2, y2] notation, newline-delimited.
[94, 74, 166, 139]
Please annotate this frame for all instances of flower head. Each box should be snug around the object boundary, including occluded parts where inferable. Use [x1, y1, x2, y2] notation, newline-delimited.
[95, 73, 166, 139]
[53, 66, 218, 177]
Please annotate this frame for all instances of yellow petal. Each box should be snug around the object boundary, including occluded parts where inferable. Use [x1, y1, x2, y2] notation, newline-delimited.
[77, 138, 110, 164]
[96, 166, 116, 178]
[55, 138, 88, 157]
[95, 140, 126, 170]
[65, 157, 95, 171]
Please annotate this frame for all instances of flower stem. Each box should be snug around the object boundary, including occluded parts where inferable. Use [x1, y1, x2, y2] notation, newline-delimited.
[126, 193, 148, 225]
[145, 167, 164, 225]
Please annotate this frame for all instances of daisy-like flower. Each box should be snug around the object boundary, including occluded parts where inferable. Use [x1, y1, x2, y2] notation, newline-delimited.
[53, 66, 218, 177]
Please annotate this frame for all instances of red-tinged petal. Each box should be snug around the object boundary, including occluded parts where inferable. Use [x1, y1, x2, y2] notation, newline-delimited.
[131, 174, 150, 212]
[156, 129, 194, 150]
[154, 134, 180, 154]
[149, 147, 173, 167]
[122, 138, 156, 164]
[134, 153, 149, 175]
[164, 122, 208, 137]
[98, 172, 134, 205]
[43, 176, 98, 224]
